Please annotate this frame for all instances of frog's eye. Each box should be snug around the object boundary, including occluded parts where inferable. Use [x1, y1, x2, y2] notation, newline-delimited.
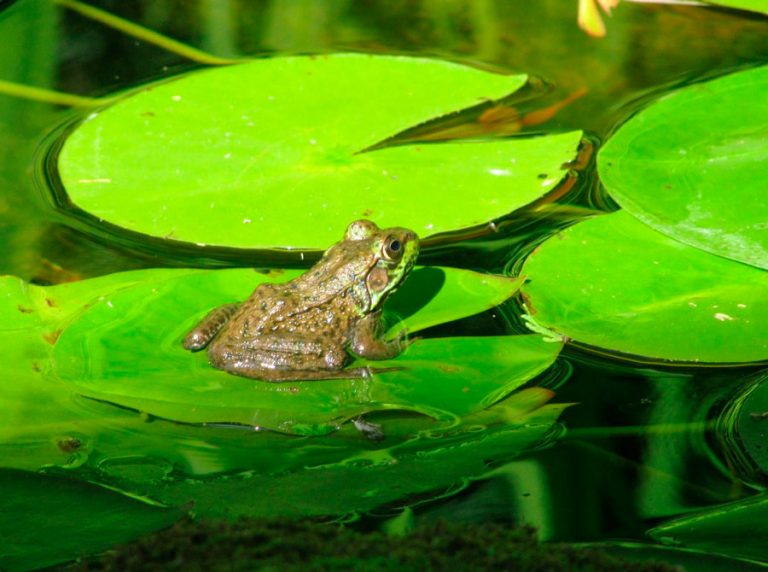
[382, 236, 403, 261]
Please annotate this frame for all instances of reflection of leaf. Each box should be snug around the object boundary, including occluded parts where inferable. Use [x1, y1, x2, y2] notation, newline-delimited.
[649, 493, 768, 562]
[0, 468, 181, 572]
[520, 210, 768, 363]
[719, 371, 768, 477]
[58, 54, 582, 249]
[45, 266, 554, 434]
[584, 542, 767, 571]
[599, 65, 768, 270]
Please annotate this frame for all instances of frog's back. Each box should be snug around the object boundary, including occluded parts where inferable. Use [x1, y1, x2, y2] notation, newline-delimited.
[215, 280, 363, 347]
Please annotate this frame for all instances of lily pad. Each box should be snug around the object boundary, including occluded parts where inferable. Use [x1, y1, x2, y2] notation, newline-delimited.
[57, 54, 582, 249]
[703, 0, 768, 14]
[0, 269, 566, 521]
[520, 210, 768, 363]
[49, 266, 560, 433]
[598, 65, 768, 270]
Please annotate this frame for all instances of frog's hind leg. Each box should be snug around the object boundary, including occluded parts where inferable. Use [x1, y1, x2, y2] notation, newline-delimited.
[208, 339, 371, 382]
[182, 303, 239, 351]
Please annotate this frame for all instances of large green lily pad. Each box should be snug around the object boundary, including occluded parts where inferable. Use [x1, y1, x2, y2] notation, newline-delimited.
[58, 54, 582, 249]
[0, 266, 566, 524]
[48, 266, 561, 433]
[520, 210, 768, 363]
[599, 65, 768, 270]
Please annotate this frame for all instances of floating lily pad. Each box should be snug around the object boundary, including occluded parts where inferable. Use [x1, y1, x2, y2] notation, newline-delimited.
[49, 266, 560, 434]
[599, 65, 768, 270]
[703, 0, 768, 14]
[520, 210, 768, 363]
[58, 54, 582, 249]
[0, 269, 566, 521]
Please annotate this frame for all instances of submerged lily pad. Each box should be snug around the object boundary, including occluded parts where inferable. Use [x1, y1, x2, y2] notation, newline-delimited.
[718, 371, 768, 478]
[49, 266, 559, 433]
[520, 210, 768, 363]
[158, 396, 567, 518]
[58, 54, 582, 249]
[599, 65, 768, 270]
[649, 493, 768, 562]
[0, 468, 182, 572]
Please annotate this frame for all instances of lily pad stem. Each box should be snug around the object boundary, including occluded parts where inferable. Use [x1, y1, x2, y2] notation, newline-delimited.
[53, 0, 240, 66]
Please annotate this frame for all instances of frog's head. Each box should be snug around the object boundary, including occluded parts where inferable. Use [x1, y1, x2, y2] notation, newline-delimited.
[344, 220, 420, 310]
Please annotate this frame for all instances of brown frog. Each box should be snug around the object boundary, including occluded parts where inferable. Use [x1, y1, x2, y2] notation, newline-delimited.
[183, 220, 419, 381]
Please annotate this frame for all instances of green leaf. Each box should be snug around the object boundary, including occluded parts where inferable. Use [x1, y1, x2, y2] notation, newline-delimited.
[0, 468, 181, 571]
[520, 210, 768, 363]
[598, 65, 768, 270]
[58, 54, 582, 249]
[45, 265, 551, 433]
[0, 264, 565, 522]
[702, 0, 768, 14]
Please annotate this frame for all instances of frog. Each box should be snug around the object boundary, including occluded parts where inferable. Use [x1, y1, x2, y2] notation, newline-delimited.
[182, 220, 419, 382]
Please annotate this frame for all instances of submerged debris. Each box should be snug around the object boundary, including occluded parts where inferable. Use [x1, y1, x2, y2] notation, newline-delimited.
[72, 518, 679, 572]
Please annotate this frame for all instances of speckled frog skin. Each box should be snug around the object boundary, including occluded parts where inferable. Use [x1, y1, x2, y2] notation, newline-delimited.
[183, 220, 419, 382]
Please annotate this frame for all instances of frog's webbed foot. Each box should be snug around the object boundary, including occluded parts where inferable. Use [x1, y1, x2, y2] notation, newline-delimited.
[350, 311, 407, 360]
[353, 416, 385, 441]
[183, 303, 240, 351]
[521, 310, 568, 343]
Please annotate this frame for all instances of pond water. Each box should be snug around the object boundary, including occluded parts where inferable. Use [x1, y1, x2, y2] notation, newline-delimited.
[2, 0, 768, 569]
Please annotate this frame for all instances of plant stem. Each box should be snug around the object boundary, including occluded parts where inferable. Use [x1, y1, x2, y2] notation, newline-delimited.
[0, 79, 115, 107]
[54, 0, 240, 66]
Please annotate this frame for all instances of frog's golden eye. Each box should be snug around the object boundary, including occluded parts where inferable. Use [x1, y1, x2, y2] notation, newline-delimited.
[382, 236, 404, 261]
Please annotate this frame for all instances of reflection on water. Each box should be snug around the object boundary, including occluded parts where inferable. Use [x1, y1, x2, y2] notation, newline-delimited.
[1, 0, 768, 568]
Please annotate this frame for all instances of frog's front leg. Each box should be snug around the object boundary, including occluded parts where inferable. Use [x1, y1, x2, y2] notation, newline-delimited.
[350, 311, 406, 360]
[182, 303, 239, 351]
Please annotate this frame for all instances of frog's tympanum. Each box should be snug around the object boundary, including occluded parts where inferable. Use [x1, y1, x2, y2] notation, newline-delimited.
[183, 220, 419, 382]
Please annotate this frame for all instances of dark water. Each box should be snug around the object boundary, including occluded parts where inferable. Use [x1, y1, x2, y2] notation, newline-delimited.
[2, 0, 768, 567]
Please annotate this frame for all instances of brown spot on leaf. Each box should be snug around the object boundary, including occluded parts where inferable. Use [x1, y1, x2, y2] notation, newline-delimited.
[43, 330, 62, 345]
[45, 298, 57, 307]
[17, 305, 34, 314]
